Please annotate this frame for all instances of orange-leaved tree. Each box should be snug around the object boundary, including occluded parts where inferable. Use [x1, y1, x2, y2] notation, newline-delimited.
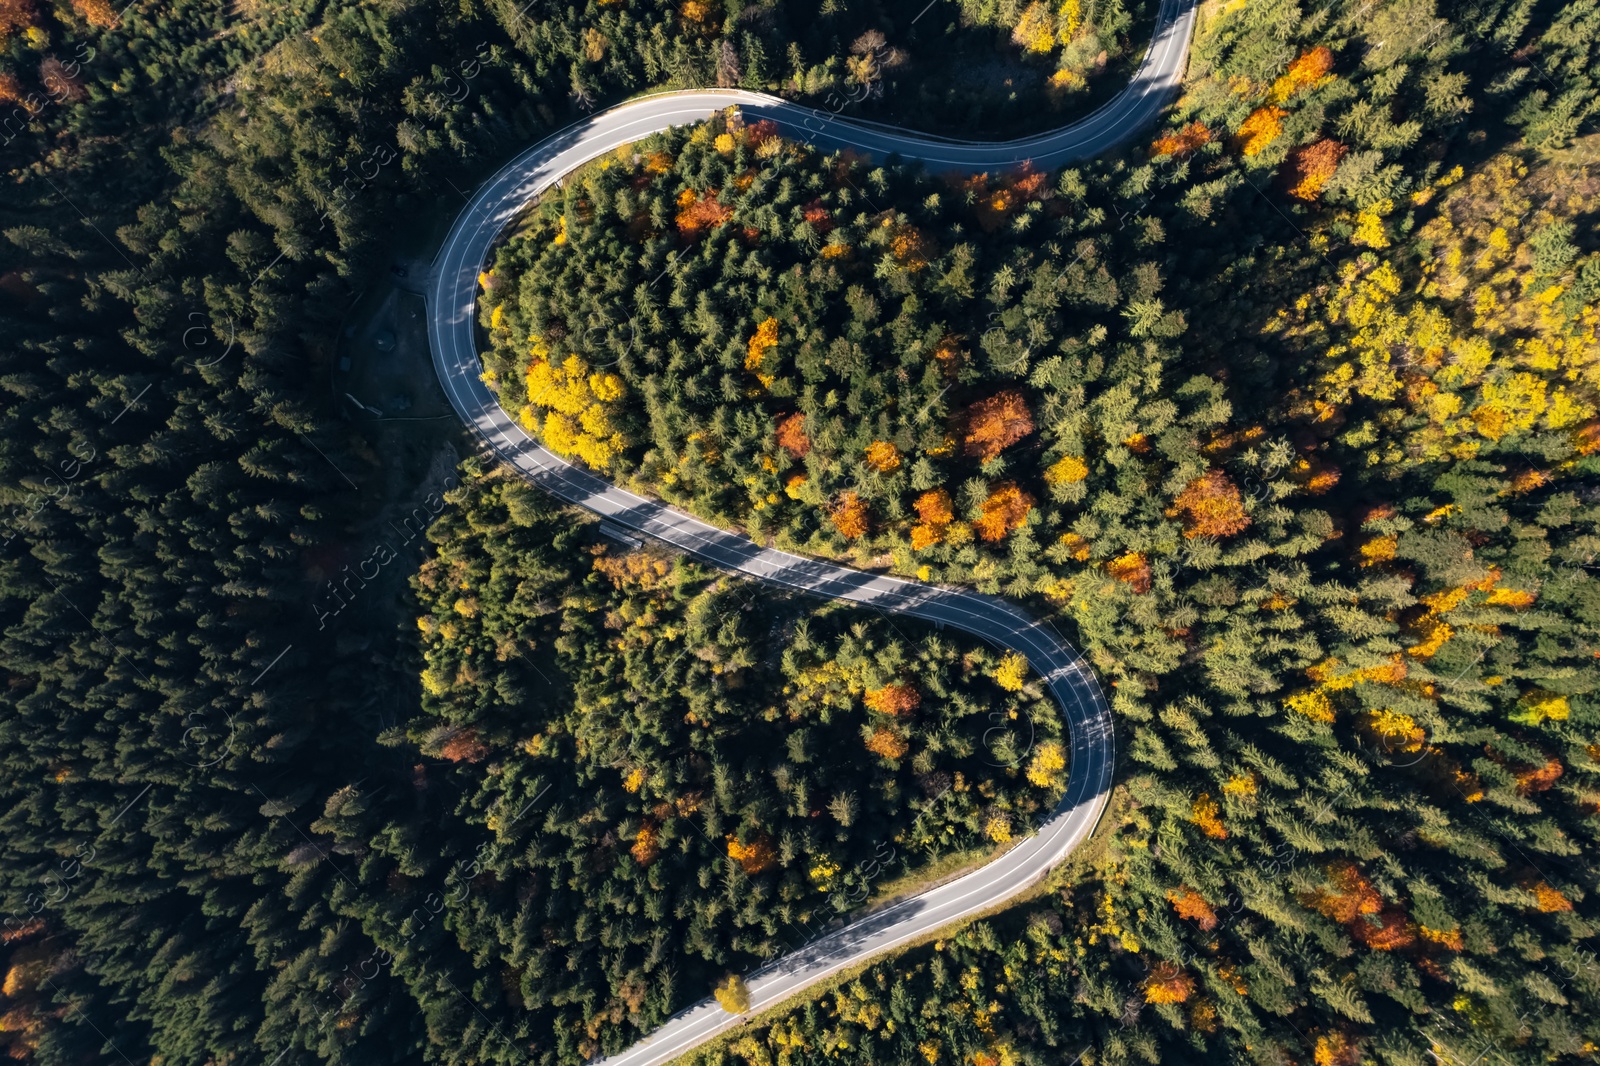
[1303, 860, 1417, 950]
[1142, 962, 1195, 1004]
[864, 726, 908, 760]
[801, 198, 835, 233]
[1235, 106, 1285, 156]
[890, 223, 934, 271]
[0, 0, 37, 39]
[962, 390, 1034, 461]
[439, 728, 489, 763]
[1151, 121, 1212, 157]
[725, 834, 776, 874]
[675, 188, 733, 238]
[910, 488, 955, 550]
[1166, 886, 1219, 930]
[69, 0, 117, 25]
[864, 441, 901, 472]
[630, 823, 661, 865]
[864, 682, 921, 715]
[1510, 752, 1563, 795]
[1304, 863, 1382, 924]
[1107, 551, 1151, 594]
[1287, 138, 1348, 201]
[915, 489, 953, 523]
[1268, 45, 1334, 102]
[971, 483, 1035, 541]
[1527, 880, 1574, 913]
[830, 492, 869, 539]
[1172, 470, 1251, 538]
[775, 412, 810, 458]
[1352, 909, 1418, 951]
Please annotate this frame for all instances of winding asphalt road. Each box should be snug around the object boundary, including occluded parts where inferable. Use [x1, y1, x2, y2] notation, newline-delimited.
[424, 0, 1194, 1059]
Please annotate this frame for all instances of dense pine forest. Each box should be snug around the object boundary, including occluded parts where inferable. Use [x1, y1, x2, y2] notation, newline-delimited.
[477, 0, 1598, 1062]
[403, 471, 1065, 1059]
[2, 0, 1599, 1061]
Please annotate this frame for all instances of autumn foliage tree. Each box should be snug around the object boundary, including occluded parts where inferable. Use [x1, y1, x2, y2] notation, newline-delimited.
[992, 652, 1029, 691]
[864, 683, 921, 715]
[0, 0, 35, 39]
[1351, 909, 1417, 951]
[1151, 121, 1212, 157]
[1171, 470, 1251, 538]
[865, 726, 909, 760]
[522, 352, 628, 469]
[631, 823, 662, 865]
[910, 488, 955, 549]
[971, 483, 1034, 541]
[714, 975, 751, 1014]
[69, 0, 117, 25]
[1235, 106, 1285, 155]
[1286, 138, 1348, 200]
[675, 188, 734, 238]
[962, 390, 1034, 461]
[1166, 886, 1219, 930]
[830, 491, 869, 539]
[1189, 793, 1226, 839]
[726, 834, 776, 874]
[864, 441, 901, 472]
[1313, 1032, 1363, 1066]
[1268, 46, 1334, 102]
[1527, 880, 1574, 913]
[962, 167, 1049, 231]
[914, 489, 953, 524]
[1513, 755, 1563, 795]
[1107, 551, 1152, 594]
[1044, 454, 1088, 485]
[1302, 861, 1416, 949]
[1142, 962, 1195, 1004]
[775, 412, 810, 458]
[438, 727, 489, 763]
[889, 223, 933, 271]
[745, 317, 778, 380]
[801, 198, 834, 233]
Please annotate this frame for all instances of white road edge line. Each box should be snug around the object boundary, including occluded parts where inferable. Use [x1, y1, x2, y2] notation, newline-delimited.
[422, 3, 1195, 1060]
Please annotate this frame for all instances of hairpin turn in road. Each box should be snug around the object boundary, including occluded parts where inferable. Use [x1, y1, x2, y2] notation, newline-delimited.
[425, 1, 1194, 1059]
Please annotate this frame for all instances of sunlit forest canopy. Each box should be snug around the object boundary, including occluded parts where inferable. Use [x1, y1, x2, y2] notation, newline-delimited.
[1, 0, 1598, 1059]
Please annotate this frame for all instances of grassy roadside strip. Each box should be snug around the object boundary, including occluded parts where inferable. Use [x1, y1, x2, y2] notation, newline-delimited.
[665, 785, 1135, 1065]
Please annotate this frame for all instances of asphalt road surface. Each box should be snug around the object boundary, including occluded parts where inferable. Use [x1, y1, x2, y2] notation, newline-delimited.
[425, 0, 1194, 1058]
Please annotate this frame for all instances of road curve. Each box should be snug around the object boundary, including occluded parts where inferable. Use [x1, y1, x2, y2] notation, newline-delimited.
[425, 1, 1192, 1060]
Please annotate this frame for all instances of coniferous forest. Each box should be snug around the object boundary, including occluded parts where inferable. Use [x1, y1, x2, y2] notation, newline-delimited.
[3, 0, 1600, 1062]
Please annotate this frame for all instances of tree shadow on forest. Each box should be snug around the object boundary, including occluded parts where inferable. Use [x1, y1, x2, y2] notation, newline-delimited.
[1188, 100, 1551, 429]
[770, 0, 1161, 141]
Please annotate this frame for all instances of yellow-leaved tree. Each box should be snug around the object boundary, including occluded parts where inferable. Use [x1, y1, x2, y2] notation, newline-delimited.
[521, 347, 627, 470]
[1025, 742, 1066, 789]
[714, 974, 750, 1014]
[1278, 155, 1598, 465]
[993, 651, 1029, 691]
